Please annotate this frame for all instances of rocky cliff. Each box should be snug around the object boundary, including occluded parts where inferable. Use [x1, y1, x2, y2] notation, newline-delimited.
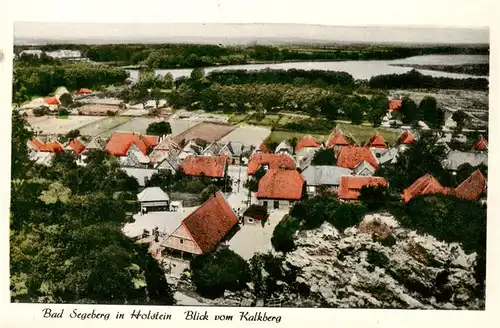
[281, 213, 483, 309]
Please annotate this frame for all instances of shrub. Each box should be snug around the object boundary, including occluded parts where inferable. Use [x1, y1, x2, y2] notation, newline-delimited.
[57, 107, 69, 117]
[33, 107, 48, 117]
[358, 185, 389, 210]
[190, 248, 250, 299]
[106, 110, 116, 116]
[249, 252, 286, 298]
[271, 215, 301, 253]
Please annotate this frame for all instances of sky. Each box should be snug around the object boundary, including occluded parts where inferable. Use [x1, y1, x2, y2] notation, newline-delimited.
[14, 23, 489, 45]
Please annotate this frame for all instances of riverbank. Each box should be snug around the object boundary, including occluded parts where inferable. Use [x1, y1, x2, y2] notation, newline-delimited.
[390, 63, 489, 76]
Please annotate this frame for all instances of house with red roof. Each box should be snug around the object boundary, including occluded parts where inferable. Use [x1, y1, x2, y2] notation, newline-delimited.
[398, 130, 416, 145]
[66, 139, 86, 155]
[402, 174, 449, 203]
[295, 136, 321, 153]
[254, 142, 270, 154]
[403, 170, 487, 204]
[179, 155, 227, 178]
[365, 133, 387, 149]
[336, 146, 378, 170]
[453, 170, 486, 202]
[44, 96, 61, 106]
[247, 153, 296, 175]
[256, 169, 305, 211]
[337, 176, 388, 201]
[326, 129, 350, 149]
[76, 88, 93, 95]
[159, 191, 239, 256]
[388, 99, 402, 111]
[472, 135, 488, 152]
[27, 138, 65, 153]
[105, 131, 158, 155]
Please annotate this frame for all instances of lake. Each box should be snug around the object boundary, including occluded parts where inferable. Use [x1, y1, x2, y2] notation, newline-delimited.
[126, 55, 489, 81]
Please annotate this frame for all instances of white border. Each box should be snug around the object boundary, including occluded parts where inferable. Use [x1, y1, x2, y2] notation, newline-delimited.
[1, 0, 499, 327]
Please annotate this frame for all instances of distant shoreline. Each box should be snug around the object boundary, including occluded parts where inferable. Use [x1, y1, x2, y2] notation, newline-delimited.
[389, 63, 489, 76]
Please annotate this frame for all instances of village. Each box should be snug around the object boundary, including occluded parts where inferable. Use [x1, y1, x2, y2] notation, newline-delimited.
[17, 82, 489, 304]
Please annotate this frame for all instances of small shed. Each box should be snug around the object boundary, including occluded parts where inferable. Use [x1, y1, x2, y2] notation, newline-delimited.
[243, 204, 268, 224]
[137, 187, 170, 213]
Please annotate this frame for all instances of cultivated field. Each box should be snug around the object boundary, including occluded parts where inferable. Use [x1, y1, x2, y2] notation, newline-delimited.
[172, 122, 236, 144]
[220, 125, 272, 147]
[266, 131, 329, 143]
[79, 116, 131, 137]
[167, 119, 203, 137]
[27, 116, 106, 135]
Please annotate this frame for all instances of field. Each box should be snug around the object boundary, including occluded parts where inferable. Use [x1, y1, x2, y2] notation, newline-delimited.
[220, 126, 272, 147]
[266, 131, 329, 143]
[228, 113, 250, 124]
[102, 117, 166, 137]
[27, 116, 106, 135]
[79, 116, 131, 137]
[172, 122, 236, 144]
[336, 123, 400, 145]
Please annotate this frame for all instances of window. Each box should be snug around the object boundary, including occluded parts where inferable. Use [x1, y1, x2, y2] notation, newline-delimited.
[179, 239, 184, 244]
[274, 201, 279, 209]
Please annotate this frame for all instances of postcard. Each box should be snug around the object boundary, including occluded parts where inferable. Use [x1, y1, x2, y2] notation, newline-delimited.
[0, 0, 497, 327]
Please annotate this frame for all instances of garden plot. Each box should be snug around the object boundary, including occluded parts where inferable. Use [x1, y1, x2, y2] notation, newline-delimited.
[103, 117, 166, 136]
[172, 122, 236, 144]
[79, 116, 131, 137]
[220, 125, 272, 147]
[167, 118, 203, 137]
[27, 116, 106, 135]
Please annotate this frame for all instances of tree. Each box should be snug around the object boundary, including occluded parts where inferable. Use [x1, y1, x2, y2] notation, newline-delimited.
[244, 166, 267, 192]
[344, 102, 363, 125]
[311, 148, 336, 166]
[368, 94, 389, 127]
[190, 248, 250, 299]
[146, 121, 172, 136]
[146, 170, 176, 191]
[249, 252, 287, 299]
[190, 67, 205, 81]
[419, 96, 444, 128]
[271, 215, 301, 253]
[452, 110, 469, 132]
[358, 185, 389, 210]
[11, 110, 34, 179]
[400, 97, 419, 124]
[376, 132, 453, 192]
[200, 184, 220, 203]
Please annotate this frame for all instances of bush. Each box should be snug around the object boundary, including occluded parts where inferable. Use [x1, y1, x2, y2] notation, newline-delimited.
[249, 252, 286, 298]
[358, 185, 389, 210]
[33, 107, 48, 117]
[57, 107, 69, 117]
[106, 110, 116, 116]
[190, 248, 250, 299]
[271, 215, 301, 253]
[146, 121, 172, 136]
[200, 184, 219, 203]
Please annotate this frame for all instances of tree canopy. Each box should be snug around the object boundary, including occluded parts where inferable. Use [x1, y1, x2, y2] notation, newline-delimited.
[146, 121, 172, 136]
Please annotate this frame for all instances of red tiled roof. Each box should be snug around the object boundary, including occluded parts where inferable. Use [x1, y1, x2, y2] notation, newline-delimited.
[42, 141, 65, 153]
[402, 174, 447, 203]
[336, 146, 378, 169]
[453, 170, 486, 201]
[256, 169, 304, 200]
[44, 97, 61, 105]
[472, 135, 488, 151]
[76, 88, 92, 94]
[258, 143, 270, 153]
[337, 176, 388, 200]
[295, 136, 321, 152]
[365, 133, 387, 149]
[180, 155, 227, 178]
[398, 130, 416, 145]
[68, 139, 86, 155]
[29, 138, 45, 151]
[182, 191, 239, 254]
[389, 99, 402, 111]
[105, 132, 159, 156]
[326, 129, 350, 148]
[247, 153, 296, 175]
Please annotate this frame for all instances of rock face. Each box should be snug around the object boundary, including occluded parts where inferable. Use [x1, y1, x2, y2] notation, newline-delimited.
[282, 213, 483, 309]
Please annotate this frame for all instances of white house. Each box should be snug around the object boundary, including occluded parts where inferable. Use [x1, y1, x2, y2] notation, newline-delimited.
[137, 187, 171, 213]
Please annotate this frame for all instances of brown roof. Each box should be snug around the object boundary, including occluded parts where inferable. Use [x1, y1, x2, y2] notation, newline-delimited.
[256, 169, 304, 200]
[247, 153, 296, 175]
[68, 139, 86, 155]
[336, 146, 378, 169]
[326, 129, 350, 148]
[453, 170, 486, 201]
[402, 174, 449, 203]
[398, 130, 416, 145]
[180, 155, 227, 178]
[472, 135, 488, 151]
[295, 136, 321, 152]
[365, 133, 387, 148]
[182, 191, 239, 254]
[337, 176, 388, 200]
